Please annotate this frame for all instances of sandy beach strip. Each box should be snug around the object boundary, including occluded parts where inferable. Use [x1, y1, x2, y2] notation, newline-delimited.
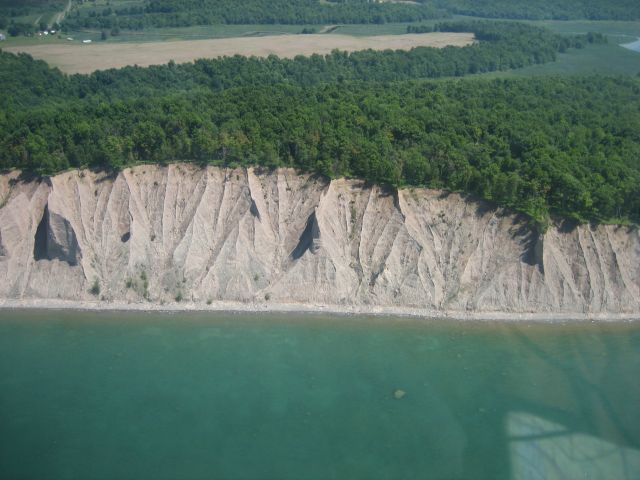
[0, 298, 637, 322]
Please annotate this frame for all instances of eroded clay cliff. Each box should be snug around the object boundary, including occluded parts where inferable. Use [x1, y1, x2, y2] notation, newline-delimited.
[0, 165, 638, 314]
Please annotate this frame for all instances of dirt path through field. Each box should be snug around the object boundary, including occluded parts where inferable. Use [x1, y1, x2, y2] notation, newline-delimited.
[6, 32, 474, 74]
[51, 0, 72, 28]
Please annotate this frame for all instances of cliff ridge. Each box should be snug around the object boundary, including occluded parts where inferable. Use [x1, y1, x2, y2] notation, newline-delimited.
[0, 165, 638, 315]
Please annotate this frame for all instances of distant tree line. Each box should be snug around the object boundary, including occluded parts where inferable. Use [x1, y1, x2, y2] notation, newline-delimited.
[56, 0, 640, 32]
[1, 22, 606, 107]
[407, 24, 433, 34]
[3, 0, 639, 36]
[60, 0, 445, 31]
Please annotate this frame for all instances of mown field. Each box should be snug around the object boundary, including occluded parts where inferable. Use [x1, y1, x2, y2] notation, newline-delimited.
[4, 31, 474, 74]
[3, 14, 639, 76]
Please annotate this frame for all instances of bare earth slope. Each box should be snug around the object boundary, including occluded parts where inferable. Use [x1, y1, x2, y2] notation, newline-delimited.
[5, 32, 474, 74]
[0, 165, 638, 317]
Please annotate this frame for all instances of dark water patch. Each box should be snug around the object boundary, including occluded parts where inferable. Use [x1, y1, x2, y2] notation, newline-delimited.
[0, 311, 638, 479]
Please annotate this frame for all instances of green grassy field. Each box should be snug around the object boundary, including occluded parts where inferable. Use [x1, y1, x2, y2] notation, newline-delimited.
[337, 16, 640, 77]
[329, 22, 436, 36]
[0, 24, 326, 46]
[530, 19, 640, 38]
[0, 0, 66, 27]
[482, 18, 640, 76]
[96, 22, 430, 42]
[496, 43, 640, 76]
[100, 24, 321, 42]
[3, 10, 59, 28]
[0, 21, 436, 46]
[0, 32, 76, 47]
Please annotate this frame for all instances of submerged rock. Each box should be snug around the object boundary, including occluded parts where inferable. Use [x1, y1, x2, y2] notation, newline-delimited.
[394, 389, 406, 400]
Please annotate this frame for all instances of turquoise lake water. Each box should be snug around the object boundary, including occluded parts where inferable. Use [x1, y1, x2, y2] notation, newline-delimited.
[0, 310, 639, 480]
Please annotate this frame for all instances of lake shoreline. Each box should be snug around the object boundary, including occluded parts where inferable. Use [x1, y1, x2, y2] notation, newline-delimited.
[0, 298, 637, 322]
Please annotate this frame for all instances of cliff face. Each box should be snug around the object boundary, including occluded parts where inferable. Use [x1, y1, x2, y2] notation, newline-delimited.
[0, 165, 638, 314]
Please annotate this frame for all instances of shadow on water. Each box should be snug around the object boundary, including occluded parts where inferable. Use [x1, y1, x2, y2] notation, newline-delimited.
[498, 328, 640, 479]
[0, 311, 638, 479]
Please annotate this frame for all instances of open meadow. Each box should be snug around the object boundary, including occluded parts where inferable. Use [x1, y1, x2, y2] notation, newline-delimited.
[4, 31, 474, 73]
[478, 18, 640, 77]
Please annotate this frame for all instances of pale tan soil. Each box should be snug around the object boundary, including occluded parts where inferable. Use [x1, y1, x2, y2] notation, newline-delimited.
[5, 32, 475, 74]
[0, 165, 638, 317]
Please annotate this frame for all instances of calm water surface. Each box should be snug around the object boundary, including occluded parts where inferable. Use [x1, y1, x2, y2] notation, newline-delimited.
[0, 310, 638, 480]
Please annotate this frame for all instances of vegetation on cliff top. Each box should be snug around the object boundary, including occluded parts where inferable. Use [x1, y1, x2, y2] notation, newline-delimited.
[1, 76, 638, 226]
[0, 22, 636, 227]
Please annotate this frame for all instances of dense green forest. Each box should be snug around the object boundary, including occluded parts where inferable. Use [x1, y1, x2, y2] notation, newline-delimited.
[0, 21, 635, 226]
[60, 0, 444, 31]
[3, 0, 639, 35]
[56, 0, 640, 32]
[1, 40, 638, 226]
[0, 22, 605, 106]
[433, 0, 640, 21]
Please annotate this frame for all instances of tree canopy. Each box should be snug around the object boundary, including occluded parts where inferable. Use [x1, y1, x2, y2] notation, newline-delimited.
[1, 22, 605, 107]
[60, 0, 444, 31]
[0, 22, 635, 227]
[3, 0, 639, 37]
[55, 0, 640, 31]
[1, 57, 637, 227]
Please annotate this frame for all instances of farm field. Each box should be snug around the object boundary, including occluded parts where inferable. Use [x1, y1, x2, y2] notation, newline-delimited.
[0, 23, 417, 47]
[529, 18, 640, 39]
[0, 24, 318, 46]
[487, 19, 640, 76]
[481, 42, 640, 77]
[4, 31, 474, 73]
